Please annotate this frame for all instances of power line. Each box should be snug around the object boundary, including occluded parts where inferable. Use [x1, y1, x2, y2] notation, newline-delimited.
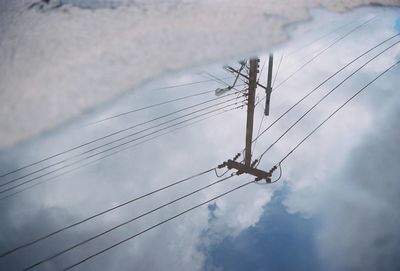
[286, 18, 358, 56]
[277, 60, 399, 165]
[0, 90, 241, 180]
[91, 85, 247, 125]
[61, 177, 253, 271]
[149, 76, 235, 91]
[22, 174, 237, 271]
[0, 95, 243, 190]
[0, 106, 241, 201]
[271, 51, 284, 88]
[202, 72, 231, 87]
[0, 101, 244, 196]
[256, 39, 400, 164]
[93, 89, 242, 126]
[0, 168, 215, 257]
[0, 98, 239, 192]
[252, 33, 400, 146]
[273, 16, 376, 91]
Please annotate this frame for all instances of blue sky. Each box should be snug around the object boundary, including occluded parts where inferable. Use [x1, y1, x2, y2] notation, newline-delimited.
[204, 186, 320, 271]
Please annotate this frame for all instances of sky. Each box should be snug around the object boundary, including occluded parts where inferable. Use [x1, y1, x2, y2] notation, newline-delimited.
[0, 5, 400, 271]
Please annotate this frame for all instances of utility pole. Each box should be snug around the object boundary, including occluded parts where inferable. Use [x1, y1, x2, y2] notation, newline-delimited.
[219, 58, 273, 183]
[244, 58, 258, 166]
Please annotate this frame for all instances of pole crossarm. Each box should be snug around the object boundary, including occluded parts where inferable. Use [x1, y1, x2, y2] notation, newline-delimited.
[226, 160, 271, 182]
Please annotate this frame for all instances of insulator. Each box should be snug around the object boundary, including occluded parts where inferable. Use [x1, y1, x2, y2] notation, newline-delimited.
[217, 162, 227, 169]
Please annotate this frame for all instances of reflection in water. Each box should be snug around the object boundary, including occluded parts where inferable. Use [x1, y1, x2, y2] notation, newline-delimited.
[0, 6, 399, 271]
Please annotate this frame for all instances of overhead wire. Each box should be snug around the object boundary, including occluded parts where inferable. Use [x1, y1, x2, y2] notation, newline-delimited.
[149, 76, 235, 91]
[277, 60, 400, 166]
[62, 177, 254, 271]
[0, 101, 245, 196]
[22, 173, 238, 271]
[0, 167, 215, 257]
[251, 33, 400, 149]
[0, 105, 242, 201]
[0, 88, 243, 180]
[273, 16, 376, 91]
[91, 81, 244, 125]
[90, 80, 240, 125]
[286, 18, 358, 56]
[202, 72, 231, 87]
[271, 51, 285, 88]
[0, 96, 240, 191]
[91, 86, 245, 127]
[256, 39, 400, 165]
[0, 94, 244, 190]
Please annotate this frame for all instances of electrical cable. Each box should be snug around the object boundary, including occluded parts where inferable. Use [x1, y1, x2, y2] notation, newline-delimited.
[256, 39, 400, 165]
[278, 60, 400, 165]
[91, 83, 245, 125]
[273, 16, 376, 91]
[202, 72, 231, 87]
[271, 51, 284, 88]
[0, 101, 245, 196]
[61, 177, 253, 271]
[149, 76, 235, 91]
[0, 89, 243, 180]
[251, 33, 400, 147]
[22, 174, 237, 271]
[0, 168, 215, 258]
[0, 95, 243, 190]
[0, 105, 242, 201]
[287, 18, 358, 56]
[214, 168, 230, 178]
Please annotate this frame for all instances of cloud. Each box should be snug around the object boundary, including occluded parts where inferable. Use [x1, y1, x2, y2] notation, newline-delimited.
[315, 96, 400, 271]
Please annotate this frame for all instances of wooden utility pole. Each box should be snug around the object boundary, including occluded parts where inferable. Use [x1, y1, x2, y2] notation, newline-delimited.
[244, 58, 259, 166]
[221, 58, 272, 183]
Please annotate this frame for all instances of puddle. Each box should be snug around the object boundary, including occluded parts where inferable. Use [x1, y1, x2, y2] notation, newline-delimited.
[0, 6, 399, 271]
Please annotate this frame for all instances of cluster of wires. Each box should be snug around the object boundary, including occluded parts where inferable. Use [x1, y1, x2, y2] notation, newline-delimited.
[247, 30, 400, 183]
[0, 81, 247, 201]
